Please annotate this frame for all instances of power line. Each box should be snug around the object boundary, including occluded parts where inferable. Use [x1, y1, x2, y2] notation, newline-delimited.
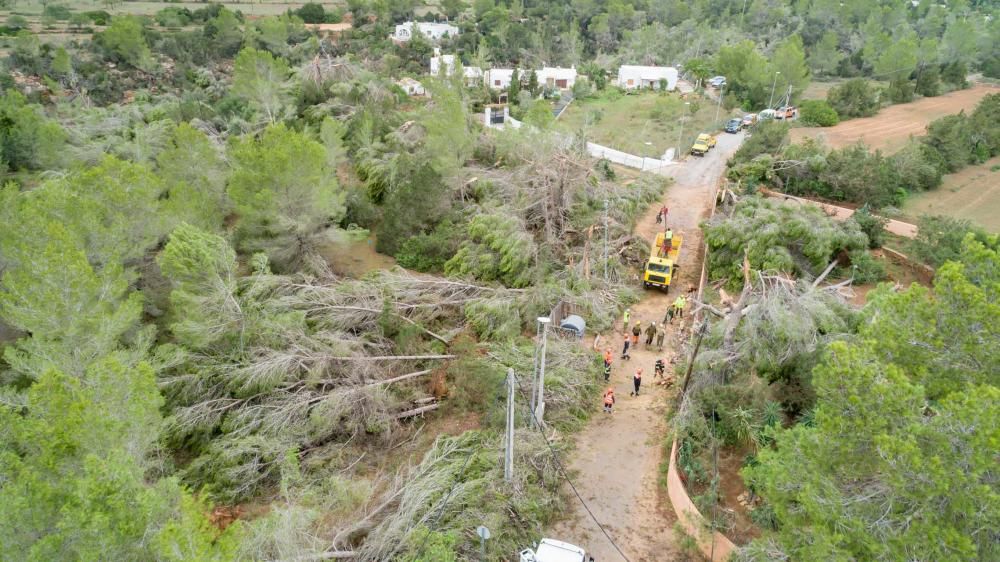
[511, 375, 633, 562]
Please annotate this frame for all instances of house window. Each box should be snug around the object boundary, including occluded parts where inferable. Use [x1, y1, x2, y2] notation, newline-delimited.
[556, 79, 568, 88]
[627, 79, 634, 86]
[495, 80, 501, 86]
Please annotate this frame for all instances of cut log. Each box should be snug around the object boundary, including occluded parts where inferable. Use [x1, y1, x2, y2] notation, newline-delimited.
[395, 403, 439, 419]
[364, 369, 433, 387]
[322, 354, 456, 361]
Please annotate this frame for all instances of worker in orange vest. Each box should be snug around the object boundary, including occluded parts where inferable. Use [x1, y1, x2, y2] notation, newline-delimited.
[603, 387, 616, 414]
[631, 367, 643, 396]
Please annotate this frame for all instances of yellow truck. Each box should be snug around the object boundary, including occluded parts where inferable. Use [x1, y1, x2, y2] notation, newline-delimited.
[690, 133, 717, 156]
[642, 230, 683, 291]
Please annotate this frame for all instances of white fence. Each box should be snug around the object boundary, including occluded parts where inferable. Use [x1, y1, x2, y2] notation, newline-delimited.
[485, 107, 673, 172]
[585, 142, 673, 172]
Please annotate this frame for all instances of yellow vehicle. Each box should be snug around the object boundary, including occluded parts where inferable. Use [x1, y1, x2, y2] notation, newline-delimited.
[690, 133, 717, 156]
[643, 231, 683, 291]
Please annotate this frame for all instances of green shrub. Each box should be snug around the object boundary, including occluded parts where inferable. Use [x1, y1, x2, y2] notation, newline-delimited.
[84, 10, 112, 26]
[922, 113, 977, 173]
[155, 7, 193, 28]
[914, 66, 941, 97]
[799, 100, 839, 127]
[729, 121, 789, 167]
[890, 141, 943, 192]
[848, 205, 888, 249]
[827, 78, 880, 118]
[294, 2, 327, 24]
[5, 15, 28, 30]
[907, 215, 996, 268]
[396, 220, 461, 272]
[847, 250, 886, 283]
[43, 4, 73, 21]
[941, 61, 969, 88]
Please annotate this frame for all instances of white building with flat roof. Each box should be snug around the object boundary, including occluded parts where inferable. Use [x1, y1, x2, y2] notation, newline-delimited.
[536, 66, 577, 90]
[616, 65, 678, 91]
[396, 77, 426, 96]
[463, 66, 484, 86]
[393, 21, 459, 42]
[486, 68, 515, 90]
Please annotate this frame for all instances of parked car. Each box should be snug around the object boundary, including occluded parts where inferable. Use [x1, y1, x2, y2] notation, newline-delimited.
[690, 133, 717, 156]
[741, 113, 757, 127]
[708, 76, 726, 88]
[725, 118, 742, 133]
[758, 109, 777, 121]
[775, 106, 796, 119]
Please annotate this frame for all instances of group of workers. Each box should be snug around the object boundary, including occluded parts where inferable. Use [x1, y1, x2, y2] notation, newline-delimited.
[618, 297, 686, 360]
[602, 297, 687, 414]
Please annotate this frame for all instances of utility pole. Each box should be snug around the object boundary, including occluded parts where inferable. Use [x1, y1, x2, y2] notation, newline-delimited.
[768, 71, 781, 109]
[714, 82, 724, 124]
[533, 317, 551, 428]
[676, 320, 709, 408]
[603, 198, 609, 282]
[504, 368, 515, 483]
[529, 320, 542, 417]
[675, 101, 691, 158]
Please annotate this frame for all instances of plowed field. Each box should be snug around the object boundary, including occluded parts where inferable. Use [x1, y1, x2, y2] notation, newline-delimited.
[791, 84, 998, 153]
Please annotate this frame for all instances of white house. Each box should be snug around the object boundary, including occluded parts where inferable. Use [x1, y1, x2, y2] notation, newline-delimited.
[429, 53, 456, 76]
[616, 66, 678, 91]
[396, 77, 426, 96]
[393, 21, 459, 42]
[536, 66, 577, 90]
[463, 66, 484, 87]
[486, 68, 515, 90]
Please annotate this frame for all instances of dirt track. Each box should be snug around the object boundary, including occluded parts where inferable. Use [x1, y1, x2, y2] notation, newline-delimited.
[547, 133, 745, 561]
[790, 83, 998, 153]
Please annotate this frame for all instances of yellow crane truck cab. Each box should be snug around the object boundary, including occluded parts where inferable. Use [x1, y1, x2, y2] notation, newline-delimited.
[643, 231, 683, 291]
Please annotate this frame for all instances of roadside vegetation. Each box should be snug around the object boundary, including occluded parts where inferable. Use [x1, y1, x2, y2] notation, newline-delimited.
[729, 94, 1000, 210]
[674, 174, 998, 562]
[1, 1, 998, 560]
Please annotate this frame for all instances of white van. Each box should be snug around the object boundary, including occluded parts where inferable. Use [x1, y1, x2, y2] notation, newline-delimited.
[519, 538, 593, 562]
[758, 109, 777, 121]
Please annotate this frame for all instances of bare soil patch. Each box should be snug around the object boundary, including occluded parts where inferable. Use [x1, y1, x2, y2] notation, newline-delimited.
[791, 84, 999, 154]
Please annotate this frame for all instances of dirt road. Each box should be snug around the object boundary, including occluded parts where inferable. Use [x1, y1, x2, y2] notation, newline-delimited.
[759, 188, 919, 239]
[548, 133, 745, 561]
[790, 83, 998, 154]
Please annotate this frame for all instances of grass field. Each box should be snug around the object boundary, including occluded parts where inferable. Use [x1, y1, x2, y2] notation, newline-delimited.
[900, 156, 1000, 233]
[555, 90, 739, 158]
[791, 83, 999, 154]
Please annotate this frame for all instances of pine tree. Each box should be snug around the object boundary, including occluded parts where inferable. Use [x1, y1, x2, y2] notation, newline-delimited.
[0, 359, 239, 559]
[508, 67, 521, 100]
[0, 222, 143, 381]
